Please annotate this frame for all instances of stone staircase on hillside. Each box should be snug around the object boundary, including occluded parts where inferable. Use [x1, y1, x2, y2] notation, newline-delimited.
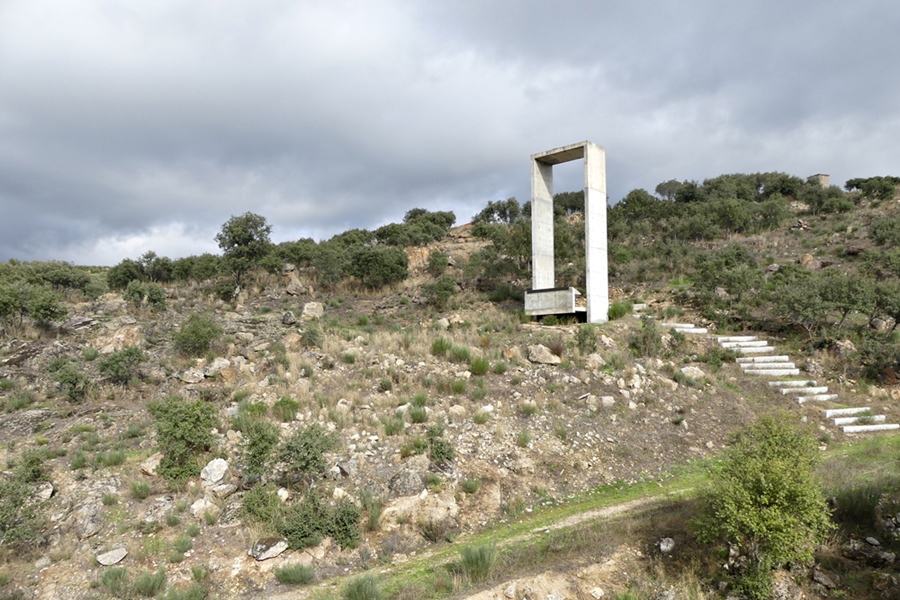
[715, 335, 899, 434]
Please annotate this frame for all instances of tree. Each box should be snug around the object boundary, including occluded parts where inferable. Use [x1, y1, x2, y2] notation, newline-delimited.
[696, 416, 833, 599]
[215, 212, 273, 285]
[348, 246, 408, 289]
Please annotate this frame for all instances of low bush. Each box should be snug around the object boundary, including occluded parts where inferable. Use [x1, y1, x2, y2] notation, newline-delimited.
[278, 424, 338, 486]
[342, 575, 383, 600]
[607, 301, 633, 321]
[469, 356, 490, 376]
[132, 568, 166, 597]
[272, 396, 299, 422]
[275, 563, 314, 585]
[148, 396, 218, 483]
[99, 346, 146, 385]
[173, 314, 222, 356]
[458, 543, 497, 583]
[48, 358, 89, 403]
[431, 336, 452, 356]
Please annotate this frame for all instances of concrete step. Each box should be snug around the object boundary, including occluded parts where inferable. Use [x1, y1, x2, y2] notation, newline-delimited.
[780, 386, 829, 395]
[842, 424, 900, 434]
[823, 407, 871, 418]
[632, 303, 647, 312]
[769, 380, 817, 387]
[660, 323, 695, 329]
[717, 336, 758, 342]
[741, 362, 797, 370]
[834, 415, 885, 426]
[732, 346, 775, 354]
[675, 327, 707, 334]
[720, 340, 769, 348]
[737, 355, 790, 363]
[795, 394, 839, 404]
[744, 368, 801, 376]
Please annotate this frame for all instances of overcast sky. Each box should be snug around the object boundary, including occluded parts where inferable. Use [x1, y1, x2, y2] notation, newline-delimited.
[1, 1, 898, 265]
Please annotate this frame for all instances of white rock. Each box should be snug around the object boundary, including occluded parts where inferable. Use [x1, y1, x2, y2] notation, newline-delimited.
[200, 458, 229, 484]
[190, 497, 213, 518]
[248, 537, 288, 561]
[680, 366, 705, 379]
[179, 367, 205, 384]
[527, 344, 561, 365]
[277, 488, 290, 502]
[140, 453, 162, 476]
[301, 302, 324, 321]
[96, 548, 128, 566]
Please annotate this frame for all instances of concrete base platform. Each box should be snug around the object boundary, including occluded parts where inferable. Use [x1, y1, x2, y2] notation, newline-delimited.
[843, 424, 900, 433]
[737, 356, 790, 363]
[780, 386, 829, 395]
[717, 336, 758, 342]
[742, 363, 797, 370]
[744, 368, 800, 376]
[769, 380, 817, 387]
[823, 407, 871, 418]
[835, 415, 885, 426]
[733, 347, 775, 354]
[795, 394, 839, 403]
[674, 327, 707, 334]
[720, 340, 769, 348]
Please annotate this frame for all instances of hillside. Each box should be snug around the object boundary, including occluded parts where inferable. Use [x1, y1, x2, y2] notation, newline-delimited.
[1, 178, 900, 600]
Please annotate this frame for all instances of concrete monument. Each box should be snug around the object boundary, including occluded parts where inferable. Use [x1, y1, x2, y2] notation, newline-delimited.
[524, 141, 608, 323]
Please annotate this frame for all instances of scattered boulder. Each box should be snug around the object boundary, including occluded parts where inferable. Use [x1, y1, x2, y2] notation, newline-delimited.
[680, 366, 705, 379]
[282, 311, 297, 325]
[140, 453, 162, 476]
[658, 537, 675, 554]
[389, 468, 425, 498]
[528, 344, 561, 365]
[248, 537, 288, 561]
[179, 367, 205, 384]
[96, 548, 128, 566]
[301, 302, 324, 321]
[200, 458, 229, 485]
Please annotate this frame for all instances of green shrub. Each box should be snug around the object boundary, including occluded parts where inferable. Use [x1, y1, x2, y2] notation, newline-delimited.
[695, 416, 834, 596]
[278, 423, 338, 485]
[516, 429, 531, 447]
[275, 563, 315, 585]
[99, 567, 130, 598]
[241, 485, 281, 527]
[272, 396, 299, 422]
[381, 416, 404, 436]
[469, 356, 490, 376]
[429, 438, 454, 467]
[472, 411, 488, 425]
[132, 568, 166, 597]
[342, 575, 383, 600]
[408, 406, 427, 424]
[360, 490, 384, 532]
[492, 361, 507, 375]
[450, 379, 467, 394]
[431, 337, 452, 356]
[48, 359, 89, 403]
[449, 344, 471, 363]
[461, 478, 480, 494]
[427, 250, 449, 277]
[148, 396, 218, 483]
[423, 275, 457, 308]
[130, 480, 151, 500]
[173, 314, 222, 356]
[328, 498, 361, 549]
[458, 543, 497, 583]
[173, 534, 193, 554]
[241, 418, 280, 477]
[348, 246, 409, 289]
[607, 301, 633, 321]
[628, 316, 662, 357]
[99, 346, 146, 385]
[98, 450, 126, 467]
[278, 493, 330, 549]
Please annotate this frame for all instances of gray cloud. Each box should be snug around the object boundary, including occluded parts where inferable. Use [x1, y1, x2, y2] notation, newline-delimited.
[1, 0, 898, 264]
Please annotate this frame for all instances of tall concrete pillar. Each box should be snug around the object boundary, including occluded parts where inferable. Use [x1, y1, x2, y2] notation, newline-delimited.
[583, 142, 608, 324]
[528, 141, 608, 323]
[531, 159, 555, 290]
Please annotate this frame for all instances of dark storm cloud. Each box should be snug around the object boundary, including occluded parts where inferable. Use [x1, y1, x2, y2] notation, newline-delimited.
[0, 1, 898, 264]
